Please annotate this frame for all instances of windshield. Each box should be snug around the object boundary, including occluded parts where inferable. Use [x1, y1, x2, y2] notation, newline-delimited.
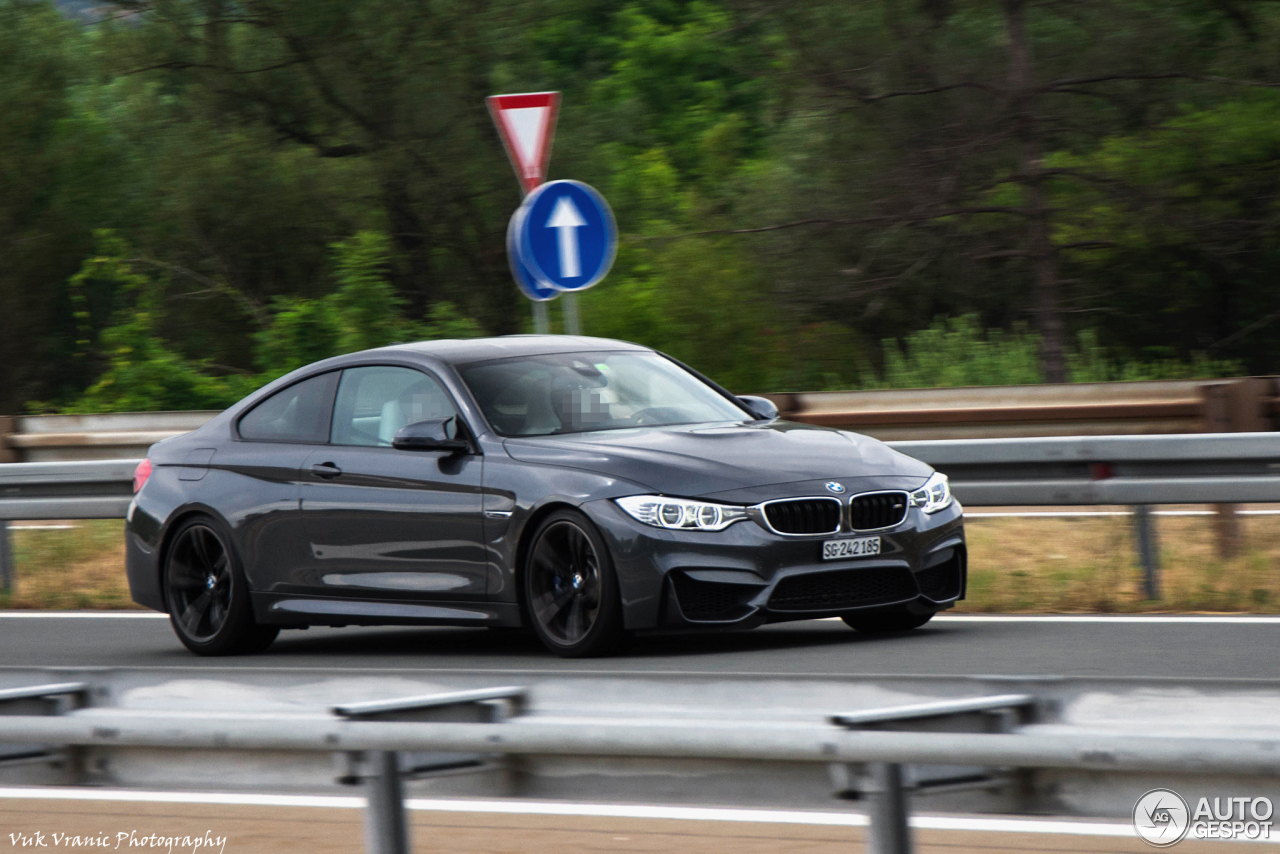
[459, 351, 750, 437]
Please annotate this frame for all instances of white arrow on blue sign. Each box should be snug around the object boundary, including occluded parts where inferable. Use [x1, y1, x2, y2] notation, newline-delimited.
[517, 180, 617, 291]
[506, 208, 560, 302]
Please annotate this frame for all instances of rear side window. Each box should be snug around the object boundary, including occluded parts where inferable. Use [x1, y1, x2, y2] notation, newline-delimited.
[238, 372, 339, 443]
[330, 366, 458, 447]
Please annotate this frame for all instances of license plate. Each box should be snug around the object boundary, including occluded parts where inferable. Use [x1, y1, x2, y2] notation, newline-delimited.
[822, 537, 881, 560]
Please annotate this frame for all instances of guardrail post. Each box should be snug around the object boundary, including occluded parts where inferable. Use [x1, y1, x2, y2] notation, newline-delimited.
[364, 751, 410, 854]
[1202, 378, 1268, 558]
[1214, 503, 1241, 559]
[0, 520, 12, 596]
[0, 416, 17, 464]
[0, 682, 89, 782]
[865, 762, 912, 854]
[335, 687, 528, 854]
[1133, 504, 1160, 600]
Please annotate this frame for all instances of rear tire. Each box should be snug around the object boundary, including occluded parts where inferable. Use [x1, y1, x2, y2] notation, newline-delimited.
[523, 509, 625, 658]
[163, 515, 279, 656]
[841, 609, 933, 634]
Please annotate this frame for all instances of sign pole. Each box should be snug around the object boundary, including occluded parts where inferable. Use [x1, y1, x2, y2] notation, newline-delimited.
[532, 301, 550, 334]
[563, 293, 581, 335]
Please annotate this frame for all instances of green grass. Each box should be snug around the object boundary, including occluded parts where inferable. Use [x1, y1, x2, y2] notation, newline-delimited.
[2, 513, 1278, 613]
[960, 512, 1280, 613]
[0, 520, 139, 610]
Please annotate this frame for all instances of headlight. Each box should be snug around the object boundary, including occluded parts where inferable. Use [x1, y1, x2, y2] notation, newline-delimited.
[910, 472, 952, 514]
[615, 495, 749, 531]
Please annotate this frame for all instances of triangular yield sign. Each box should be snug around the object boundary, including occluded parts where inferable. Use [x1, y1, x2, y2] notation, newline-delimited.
[487, 91, 561, 195]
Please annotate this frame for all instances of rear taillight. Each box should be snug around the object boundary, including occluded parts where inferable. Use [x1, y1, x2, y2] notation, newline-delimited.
[133, 458, 153, 493]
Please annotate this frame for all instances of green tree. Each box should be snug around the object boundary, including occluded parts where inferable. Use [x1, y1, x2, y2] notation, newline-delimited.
[1051, 95, 1280, 371]
[61, 234, 253, 413]
[0, 1, 126, 411]
[62, 230, 482, 412]
[10, 0, 1280, 415]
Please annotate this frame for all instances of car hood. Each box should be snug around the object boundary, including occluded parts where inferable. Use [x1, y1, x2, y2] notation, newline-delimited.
[502, 420, 932, 497]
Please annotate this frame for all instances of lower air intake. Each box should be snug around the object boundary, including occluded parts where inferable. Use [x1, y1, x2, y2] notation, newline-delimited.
[915, 551, 964, 601]
[670, 572, 757, 621]
[768, 567, 916, 612]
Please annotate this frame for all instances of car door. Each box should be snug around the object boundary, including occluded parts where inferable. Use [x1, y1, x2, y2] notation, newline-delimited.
[219, 370, 340, 594]
[296, 364, 488, 601]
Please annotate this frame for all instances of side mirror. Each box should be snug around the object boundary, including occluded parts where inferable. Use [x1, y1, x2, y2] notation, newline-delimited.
[737, 395, 779, 421]
[392, 417, 471, 453]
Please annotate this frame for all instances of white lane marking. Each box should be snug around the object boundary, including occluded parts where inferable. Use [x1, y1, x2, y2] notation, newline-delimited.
[967, 511, 1137, 517]
[0, 786, 1153, 839]
[968, 509, 1280, 518]
[3, 611, 1280, 625]
[935, 615, 1280, 624]
[0, 787, 363, 808]
[7, 525, 80, 530]
[0, 611, 168, 618]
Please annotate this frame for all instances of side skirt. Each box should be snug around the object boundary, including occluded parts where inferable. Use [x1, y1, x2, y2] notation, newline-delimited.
[250, 592, 524, 628]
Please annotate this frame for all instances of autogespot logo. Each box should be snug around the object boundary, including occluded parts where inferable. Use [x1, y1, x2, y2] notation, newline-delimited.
[1134, 789, 1190, 847]
[1134, 789, 1274, 845]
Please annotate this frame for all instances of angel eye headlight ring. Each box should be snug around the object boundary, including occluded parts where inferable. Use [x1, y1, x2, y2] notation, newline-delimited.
[616, 496, 749, 531]
[909, 472, 952, 514]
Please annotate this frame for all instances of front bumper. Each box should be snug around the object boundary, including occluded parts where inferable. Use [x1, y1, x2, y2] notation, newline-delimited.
[587, 493, 966, 630]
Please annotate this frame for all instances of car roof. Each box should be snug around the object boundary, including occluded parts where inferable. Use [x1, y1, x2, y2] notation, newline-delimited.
[373, 335, 651, 365]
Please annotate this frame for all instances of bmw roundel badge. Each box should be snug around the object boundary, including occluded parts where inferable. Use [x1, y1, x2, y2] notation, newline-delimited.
[825, 482, 846, 494]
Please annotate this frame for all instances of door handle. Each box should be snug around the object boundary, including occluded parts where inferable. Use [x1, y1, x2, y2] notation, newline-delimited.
[310, 461, 342, 479]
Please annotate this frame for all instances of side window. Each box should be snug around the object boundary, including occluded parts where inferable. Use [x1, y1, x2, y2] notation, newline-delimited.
[238, 372, 339, 443]
[330, 366, 459, 447]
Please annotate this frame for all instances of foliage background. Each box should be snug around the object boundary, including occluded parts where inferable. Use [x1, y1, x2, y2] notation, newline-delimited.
[2, 0, 1277, 412]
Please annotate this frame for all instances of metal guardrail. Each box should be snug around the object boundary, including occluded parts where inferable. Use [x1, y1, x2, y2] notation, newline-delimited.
[895, 432, 1280, 505]
[0, 411, 219, 463]
[1, 687, 1278, 854]
[1, 376, 1277, 462]
[767, 376, 1279, 440]
[0, 459, 137, 521]
[1, 431, 1278, 594]
[0, 459, 140, 593]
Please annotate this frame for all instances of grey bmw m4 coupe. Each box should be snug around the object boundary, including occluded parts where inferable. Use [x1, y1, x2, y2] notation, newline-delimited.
[125, 335, 966, 657]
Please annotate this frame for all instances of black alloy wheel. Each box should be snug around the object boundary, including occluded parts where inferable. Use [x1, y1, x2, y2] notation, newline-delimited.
[524, 510, 624, 657]
[841, 608, 934, 634]
[164, 517, 278, 655]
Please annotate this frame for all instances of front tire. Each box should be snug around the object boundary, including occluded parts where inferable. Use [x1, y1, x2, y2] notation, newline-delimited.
[842, 608, 934, 634]
[523, 510, 625, 658]
[163, 516, 279, 656]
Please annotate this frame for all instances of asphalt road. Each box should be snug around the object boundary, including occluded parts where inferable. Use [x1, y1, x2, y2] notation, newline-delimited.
[2, 613, 1277, 680]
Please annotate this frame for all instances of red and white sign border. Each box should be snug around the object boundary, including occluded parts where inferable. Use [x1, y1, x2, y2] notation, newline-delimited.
[486, 91, 561, 195]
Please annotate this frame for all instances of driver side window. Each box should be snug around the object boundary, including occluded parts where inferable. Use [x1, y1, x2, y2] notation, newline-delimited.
[330, 366, 458, 447]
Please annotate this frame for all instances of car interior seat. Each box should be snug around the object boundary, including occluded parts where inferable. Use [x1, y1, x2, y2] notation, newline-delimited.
[378, 398, 410, 445]
[519, 377, 561, 435]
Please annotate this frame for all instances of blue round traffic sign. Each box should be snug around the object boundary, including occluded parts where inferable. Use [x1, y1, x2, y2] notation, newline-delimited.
[517, 180, 616, 291]
[507, 208, 559, 301]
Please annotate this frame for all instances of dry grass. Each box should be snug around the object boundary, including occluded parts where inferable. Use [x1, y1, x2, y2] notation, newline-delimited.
[2, 513, 1279, 613]
[0, 520, 140, 610]
[960, 511, 1280, 613]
